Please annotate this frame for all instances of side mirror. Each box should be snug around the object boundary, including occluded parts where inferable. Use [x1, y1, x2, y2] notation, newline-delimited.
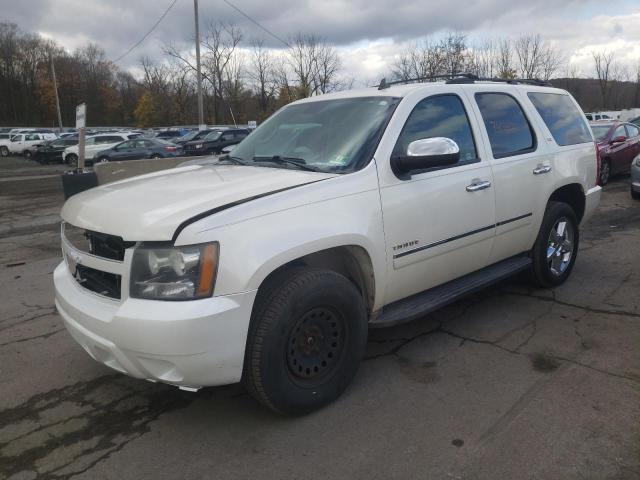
[611, 135, 626, 144]
[391, 137, 460, 178]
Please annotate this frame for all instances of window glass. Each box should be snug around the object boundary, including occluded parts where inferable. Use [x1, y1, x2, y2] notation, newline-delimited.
[393, 94, 477, 164]
[527, 93, 592, 146]
[613, 125, 626, 139]
[625, 124, 639, 138]
[475, 93, 535, 158]
[117, 141, 133, 149]
[25, 134, 39, 141]
[11, 135, 22, 142]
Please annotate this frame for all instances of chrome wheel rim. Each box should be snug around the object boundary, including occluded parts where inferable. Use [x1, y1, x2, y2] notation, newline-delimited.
[547, 217, 574, 276]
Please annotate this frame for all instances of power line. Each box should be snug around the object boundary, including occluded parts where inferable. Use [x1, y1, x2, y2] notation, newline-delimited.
[113, 0, 180, 63]
[222, 0, 291, 49]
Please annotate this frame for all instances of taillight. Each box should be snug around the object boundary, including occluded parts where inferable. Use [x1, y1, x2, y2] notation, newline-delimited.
[594, 142, 602, 187]
[165, 146, 177, 152]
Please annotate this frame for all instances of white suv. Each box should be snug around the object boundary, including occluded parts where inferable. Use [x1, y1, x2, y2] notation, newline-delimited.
[55, 78, 601, 414]
[62, 132, 141, 166]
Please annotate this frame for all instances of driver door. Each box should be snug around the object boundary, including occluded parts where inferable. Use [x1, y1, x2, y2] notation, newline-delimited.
[378, 92, 496, 304]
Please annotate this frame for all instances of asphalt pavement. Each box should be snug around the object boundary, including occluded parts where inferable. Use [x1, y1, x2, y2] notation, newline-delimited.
[0, 156, 638, 480]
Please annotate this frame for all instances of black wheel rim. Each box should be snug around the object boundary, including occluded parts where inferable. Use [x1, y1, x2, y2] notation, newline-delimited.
[286, 307, 347, 384]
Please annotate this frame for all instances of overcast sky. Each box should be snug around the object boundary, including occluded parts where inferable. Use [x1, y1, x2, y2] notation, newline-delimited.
[3, 0, 640, 81]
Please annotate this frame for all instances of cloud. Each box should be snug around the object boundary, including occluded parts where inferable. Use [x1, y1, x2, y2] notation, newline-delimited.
[1, 0, 639, 80]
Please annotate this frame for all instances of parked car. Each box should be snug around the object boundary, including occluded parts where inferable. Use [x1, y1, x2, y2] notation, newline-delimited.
[93, 138, 184, 164]
[154, 130, 183, 140]
[6, 132, 58, 157]
[174, 129, 215, 145]
[590, 121, 640, 185]
[586, 113, 614, 121]
[631, 153, 640, 200]
[62, 133, 141, 166]
[56, 79, 600, 414]
[183, 128, 249, 156]
[33, 137, 79, 164]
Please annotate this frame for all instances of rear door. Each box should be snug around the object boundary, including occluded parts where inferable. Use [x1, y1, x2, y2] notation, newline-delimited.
[465, 88, 552, 264]
[625, 124, 640, 171]
[609, 124, 630, 174]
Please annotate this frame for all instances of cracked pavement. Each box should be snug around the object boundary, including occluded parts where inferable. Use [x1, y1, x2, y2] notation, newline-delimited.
[0, 158, 639, 479]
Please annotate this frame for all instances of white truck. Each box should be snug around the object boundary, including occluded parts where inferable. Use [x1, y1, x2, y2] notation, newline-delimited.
[2, 132, 57, 157]
[55, 78, 601, 414]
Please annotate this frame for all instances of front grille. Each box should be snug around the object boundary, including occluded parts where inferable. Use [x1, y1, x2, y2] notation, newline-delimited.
[64, 223, 134, 261]
[74, 265, 121, 299]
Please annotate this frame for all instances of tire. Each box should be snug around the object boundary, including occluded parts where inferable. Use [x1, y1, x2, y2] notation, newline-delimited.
[631, 186, 640, 200]
[0, 146, 8, 157]
[600, 158, 611, 186]
[66, 153, 78, 168]
[98, 157, 109, 163]
[23, 150, 32, 159]
[243, 267, 368, 415]
[530, 201, 579, 288]
[151, 154, 162, 160]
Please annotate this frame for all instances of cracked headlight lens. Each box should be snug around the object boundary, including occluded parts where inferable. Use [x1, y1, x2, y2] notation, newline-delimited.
[130, 242, 219, 300]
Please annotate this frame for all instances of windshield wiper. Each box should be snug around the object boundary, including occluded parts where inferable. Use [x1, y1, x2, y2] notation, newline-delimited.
[218, 155, 248, 166]
[252, 155, 322, 172]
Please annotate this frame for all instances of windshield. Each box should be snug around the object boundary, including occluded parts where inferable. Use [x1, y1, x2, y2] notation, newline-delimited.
[179, 131, 199, 141]
[230, 96, 400, 173]
[591, 125, 611, 142]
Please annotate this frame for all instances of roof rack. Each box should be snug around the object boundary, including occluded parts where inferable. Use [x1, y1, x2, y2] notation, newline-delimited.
[377, 73, 552, 90]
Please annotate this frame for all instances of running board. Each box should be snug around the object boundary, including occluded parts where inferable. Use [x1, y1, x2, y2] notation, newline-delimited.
[370, 255, 532, 328]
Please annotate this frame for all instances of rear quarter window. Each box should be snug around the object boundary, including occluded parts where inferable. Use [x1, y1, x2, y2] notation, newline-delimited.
[527, 92, 592, 146]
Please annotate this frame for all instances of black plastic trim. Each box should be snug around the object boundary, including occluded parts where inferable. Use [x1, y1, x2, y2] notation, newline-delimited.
[171, 179, 329, 243]
[393, 212, 532, 259]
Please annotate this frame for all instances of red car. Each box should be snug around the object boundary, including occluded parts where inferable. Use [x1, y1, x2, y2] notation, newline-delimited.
[590, 121, 640, 185]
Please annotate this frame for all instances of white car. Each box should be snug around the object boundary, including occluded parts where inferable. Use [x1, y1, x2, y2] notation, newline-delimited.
[55, 78, 601, 414]
[2, 132, 57, 157]
[62, 132, 141, 166]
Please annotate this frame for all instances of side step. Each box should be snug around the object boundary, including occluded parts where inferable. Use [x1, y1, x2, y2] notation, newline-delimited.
[370, 255, 532, 328]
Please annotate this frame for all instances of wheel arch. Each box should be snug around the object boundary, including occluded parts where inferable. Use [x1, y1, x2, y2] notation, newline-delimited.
[548, 183, 586, 222]
[252, 244, 376, 316]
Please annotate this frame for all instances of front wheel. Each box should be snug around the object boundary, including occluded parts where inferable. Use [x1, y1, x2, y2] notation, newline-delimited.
[243, 267, 368, 415]
[98, 157, 109, 163]
[530, 201, 579, 288]
[0, 146, 8, 157]
[66, 153, 78, 168]
[23, 150, 32, 159]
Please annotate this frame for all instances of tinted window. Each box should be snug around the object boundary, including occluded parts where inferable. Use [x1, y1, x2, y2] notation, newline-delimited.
[527, 93, 592, 146]
[475, 93, 535, 158]
[393, 94, 477, 164]
[625, 124, 639, 138]
[25, 134, 39, 141]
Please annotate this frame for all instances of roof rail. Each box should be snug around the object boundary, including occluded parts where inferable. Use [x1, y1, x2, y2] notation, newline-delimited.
[376, 73, 552, 89]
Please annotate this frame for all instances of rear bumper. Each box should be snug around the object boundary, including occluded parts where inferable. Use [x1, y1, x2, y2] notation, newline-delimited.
[54, 261, 257, 388]
[582, 186, 601, 225]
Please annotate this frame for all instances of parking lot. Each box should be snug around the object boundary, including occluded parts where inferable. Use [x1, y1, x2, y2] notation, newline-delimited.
[0, 156, 638, 479]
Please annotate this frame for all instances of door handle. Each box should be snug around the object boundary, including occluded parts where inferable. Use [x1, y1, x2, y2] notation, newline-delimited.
[466, 180, 492, 192]
[533, 164, 552, 175]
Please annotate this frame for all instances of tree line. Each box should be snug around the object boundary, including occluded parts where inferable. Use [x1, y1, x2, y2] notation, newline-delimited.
[0, 21, 639, 128]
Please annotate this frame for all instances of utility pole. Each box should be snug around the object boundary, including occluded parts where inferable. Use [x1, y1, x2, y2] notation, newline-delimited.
[50, 51, 63, 132]
[194, 0, 204, 128]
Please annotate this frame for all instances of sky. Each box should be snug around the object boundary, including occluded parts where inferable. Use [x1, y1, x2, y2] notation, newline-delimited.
[2, 0, 640, 82]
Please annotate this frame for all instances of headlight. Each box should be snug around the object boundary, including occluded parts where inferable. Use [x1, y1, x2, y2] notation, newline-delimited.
[195, 143, 203, 149]
[130, 242, 219, 300]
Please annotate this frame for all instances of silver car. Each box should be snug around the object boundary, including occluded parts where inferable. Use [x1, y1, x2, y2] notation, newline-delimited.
[632, 154, 640, 200]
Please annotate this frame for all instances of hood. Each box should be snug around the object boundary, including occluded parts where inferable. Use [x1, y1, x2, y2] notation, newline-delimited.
[61, 164, 336, 241]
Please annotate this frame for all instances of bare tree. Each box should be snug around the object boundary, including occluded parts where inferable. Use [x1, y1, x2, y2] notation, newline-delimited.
[285, 33, 341, 98]
[514, 34, 562, 80]
[248, 40, 276, 117]
[593, 50, 616, 108]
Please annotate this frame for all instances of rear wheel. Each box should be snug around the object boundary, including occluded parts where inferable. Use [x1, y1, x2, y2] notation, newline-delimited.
[23, 149, 32, 159]
[0, 146, 8, 157]
[600, 158, 611, 186]
[530, 201, 579, 288]
[243, 267, 367, 415]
